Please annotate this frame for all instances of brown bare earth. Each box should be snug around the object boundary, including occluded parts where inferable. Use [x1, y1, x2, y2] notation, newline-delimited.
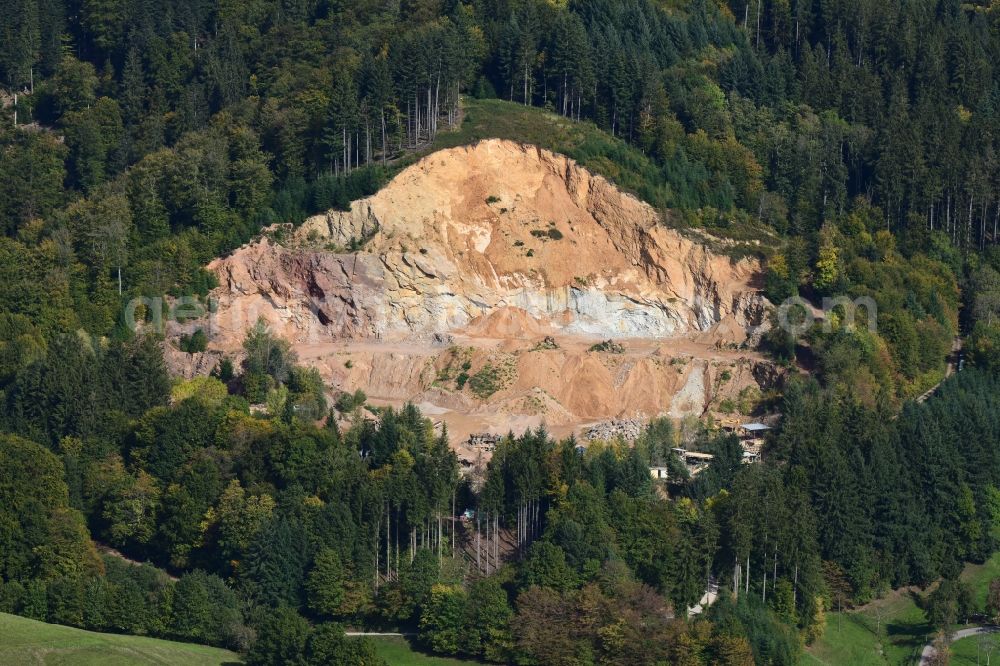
[190, 140, 781, 447]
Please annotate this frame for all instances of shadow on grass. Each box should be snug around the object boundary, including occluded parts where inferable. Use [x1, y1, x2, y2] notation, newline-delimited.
[843, 590, 931, 662]
[886, 619, 931, 643]
[373, 635, 485, 666]
[881, 590, 932, 650]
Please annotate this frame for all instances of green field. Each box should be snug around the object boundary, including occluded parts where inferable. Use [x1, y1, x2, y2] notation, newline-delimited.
[958, 550, 1000, 612]
[802, 587, 930, 666]
[371, 636, 476, 665]
[0, 613, 240, 666]
[0, 615, 472, 666]
[951, 632, 1000, 665]
[804, 552, 1000, 665]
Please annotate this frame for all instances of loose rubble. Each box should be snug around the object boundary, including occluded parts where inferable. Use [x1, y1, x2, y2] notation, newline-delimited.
[585, 418, 646, 442]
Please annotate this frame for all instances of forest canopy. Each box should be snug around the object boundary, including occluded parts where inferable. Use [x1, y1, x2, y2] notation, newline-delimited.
[0, 0, 999, 664]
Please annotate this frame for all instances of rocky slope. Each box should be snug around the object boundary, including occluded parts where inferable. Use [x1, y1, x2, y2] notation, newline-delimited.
[210, 140, 766, 344]
[203, 139, 778, 440]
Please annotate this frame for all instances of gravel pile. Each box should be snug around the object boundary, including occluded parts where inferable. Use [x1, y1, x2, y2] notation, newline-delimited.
[585, 418, 646, 442]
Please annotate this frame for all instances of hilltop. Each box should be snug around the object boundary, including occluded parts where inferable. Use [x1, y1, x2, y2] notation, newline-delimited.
[197, 139, 778, 443]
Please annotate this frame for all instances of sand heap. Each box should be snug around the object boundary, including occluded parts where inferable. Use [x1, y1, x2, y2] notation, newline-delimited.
[202, 139, 777, 440]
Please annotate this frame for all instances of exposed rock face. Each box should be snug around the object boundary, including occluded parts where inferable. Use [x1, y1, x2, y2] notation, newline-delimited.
[210, 241, 385, 345]
[162, 344, 225, 380]
[209, 140, 766, 345]
[203, 139, 779, 440]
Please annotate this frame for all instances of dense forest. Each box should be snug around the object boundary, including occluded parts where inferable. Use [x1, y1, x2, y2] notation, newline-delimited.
[2, 322, 999, 664]
[1, 0, 997, 393]
[1, 0, 1000, 664]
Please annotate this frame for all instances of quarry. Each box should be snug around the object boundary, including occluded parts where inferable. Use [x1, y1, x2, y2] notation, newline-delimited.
[185, 139, 782, 448]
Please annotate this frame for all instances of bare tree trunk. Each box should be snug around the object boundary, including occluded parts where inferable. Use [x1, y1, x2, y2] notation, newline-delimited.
[969, 197, 975, 248]
[982, 200, 988, 250]
[762, 554, 767, 602]
[947, 191, 951, 240]
[523, 61, 528, 105]
[755, 0, 761, 49]
[434, 73, 441, 138]
[562, 72, 567, 116]
[773, 547, 778, 595]
[994, 199, 998, 244]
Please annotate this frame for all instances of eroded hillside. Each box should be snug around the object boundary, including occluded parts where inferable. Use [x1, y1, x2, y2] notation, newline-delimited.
[199, 140, 779, 441]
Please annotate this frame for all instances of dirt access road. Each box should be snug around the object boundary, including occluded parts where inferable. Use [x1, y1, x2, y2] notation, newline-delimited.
[916, 337, 963, 404]
[920, 625, 998, 665]
[299, 331, 770, 446]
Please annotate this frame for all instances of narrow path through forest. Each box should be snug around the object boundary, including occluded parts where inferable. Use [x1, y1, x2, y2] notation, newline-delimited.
[916, 337, 962, 403]
[95, 542, 179, 581]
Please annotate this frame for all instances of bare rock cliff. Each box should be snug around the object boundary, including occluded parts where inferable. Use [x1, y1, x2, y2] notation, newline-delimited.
[209, 139, 766, 345]
[200, 140, 780, 439]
